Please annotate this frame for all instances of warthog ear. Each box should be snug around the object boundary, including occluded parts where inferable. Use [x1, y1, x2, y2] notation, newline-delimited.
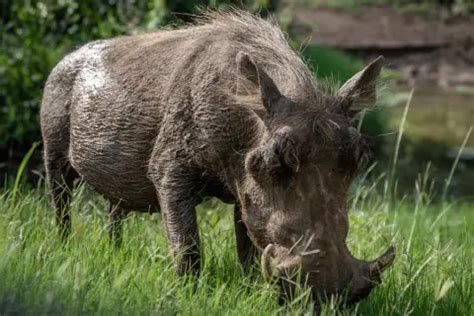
[236, 52, 284, 115]
[337, 56, 384, 116]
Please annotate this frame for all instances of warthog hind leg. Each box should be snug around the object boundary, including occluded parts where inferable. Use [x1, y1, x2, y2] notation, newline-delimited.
[44, 155, 78, 240]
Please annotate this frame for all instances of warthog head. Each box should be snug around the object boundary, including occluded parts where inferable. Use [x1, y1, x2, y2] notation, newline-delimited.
[236, 52, 395, 305]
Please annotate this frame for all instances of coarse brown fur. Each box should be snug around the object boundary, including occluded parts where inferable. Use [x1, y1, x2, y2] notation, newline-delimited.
[40, 10, 394, 306]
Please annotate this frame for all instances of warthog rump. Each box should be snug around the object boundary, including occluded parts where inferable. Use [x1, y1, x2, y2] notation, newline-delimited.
[40, 10, 395, 306]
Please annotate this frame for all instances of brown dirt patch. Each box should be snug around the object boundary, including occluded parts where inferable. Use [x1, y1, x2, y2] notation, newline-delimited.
[290, 5, 474, 87]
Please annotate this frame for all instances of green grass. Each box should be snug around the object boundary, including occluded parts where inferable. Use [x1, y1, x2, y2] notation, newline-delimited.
[0, 179, 472, 315]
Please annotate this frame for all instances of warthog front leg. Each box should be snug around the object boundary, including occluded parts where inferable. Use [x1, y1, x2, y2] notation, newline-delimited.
[150, 163, 202, 276]
[234, 203, 257, 269]
[45, 159, 78, 240]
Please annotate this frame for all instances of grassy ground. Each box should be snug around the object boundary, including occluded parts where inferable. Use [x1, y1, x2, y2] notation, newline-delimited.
[0, 177, 472, 315]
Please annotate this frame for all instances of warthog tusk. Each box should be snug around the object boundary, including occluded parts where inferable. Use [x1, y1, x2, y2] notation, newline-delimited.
[369, 245, 396, 278]
[261, 243, 276, 278]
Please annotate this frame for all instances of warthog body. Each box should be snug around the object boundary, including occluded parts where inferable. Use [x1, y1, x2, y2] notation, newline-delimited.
[41, 11, 394, 305]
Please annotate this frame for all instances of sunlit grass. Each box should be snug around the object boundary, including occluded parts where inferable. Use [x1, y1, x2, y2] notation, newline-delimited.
[0, 180, 472, 315]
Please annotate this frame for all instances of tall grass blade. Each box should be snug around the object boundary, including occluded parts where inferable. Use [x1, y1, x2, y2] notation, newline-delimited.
[442, 126, 472, 200]
[406, 202, 419, 254]
[391, 88, 413, 181]
[9, 141, 40, 210]
[356, 109, 367, 132]
[396, 251, 435, 304]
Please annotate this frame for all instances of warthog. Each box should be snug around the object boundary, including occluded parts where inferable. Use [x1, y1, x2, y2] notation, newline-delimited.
[41, 11, 395, 305]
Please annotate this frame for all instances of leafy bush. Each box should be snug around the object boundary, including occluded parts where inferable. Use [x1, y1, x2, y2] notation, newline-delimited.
[0, 0, 157, 157]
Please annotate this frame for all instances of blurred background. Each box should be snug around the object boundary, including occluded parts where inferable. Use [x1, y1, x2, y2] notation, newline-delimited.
[1, 0, 473, 199]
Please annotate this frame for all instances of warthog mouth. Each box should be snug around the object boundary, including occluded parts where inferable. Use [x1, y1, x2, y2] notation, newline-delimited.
[261, 243, 396, 306]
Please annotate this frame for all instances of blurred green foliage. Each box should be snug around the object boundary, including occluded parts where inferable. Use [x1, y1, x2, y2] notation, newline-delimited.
[0, 0, 156, 156]
[301, 45, 364, 83]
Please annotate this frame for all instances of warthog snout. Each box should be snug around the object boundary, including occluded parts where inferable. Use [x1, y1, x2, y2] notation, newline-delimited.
[261, 243, 396, 305]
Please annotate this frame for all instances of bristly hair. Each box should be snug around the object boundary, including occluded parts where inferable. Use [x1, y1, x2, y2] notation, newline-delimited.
[194, 10, 322, 108]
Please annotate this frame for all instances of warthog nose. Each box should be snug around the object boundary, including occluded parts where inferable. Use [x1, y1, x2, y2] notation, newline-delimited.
[262, 243, 396, 306]
[261, 244, 276, 278]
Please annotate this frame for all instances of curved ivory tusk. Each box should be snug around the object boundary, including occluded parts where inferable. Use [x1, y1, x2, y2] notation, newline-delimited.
[261, 243, 276, 278]
[369, 245, 396, 278]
